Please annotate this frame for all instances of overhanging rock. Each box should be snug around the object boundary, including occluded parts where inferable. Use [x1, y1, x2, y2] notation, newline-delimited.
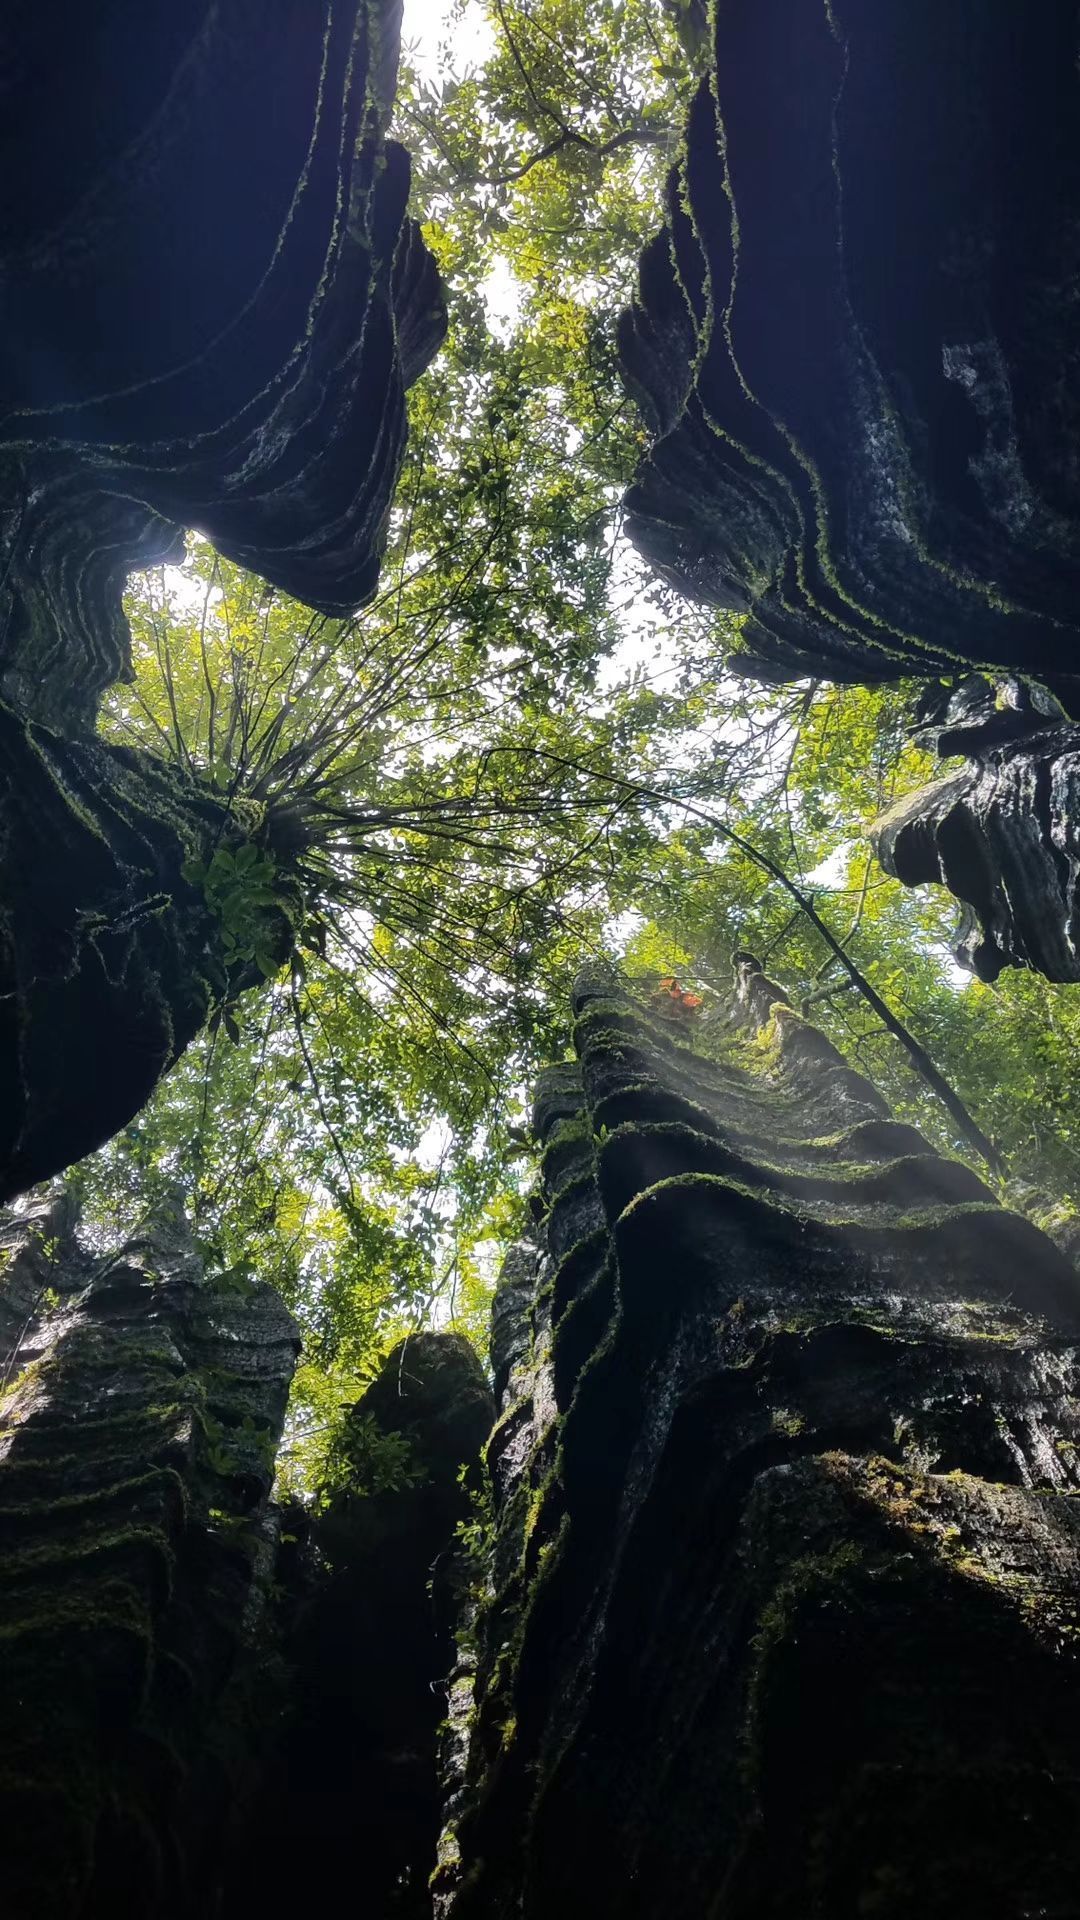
[0, 0, 446, 1196]
[0, 0, 446, 733]
[619, 3, 1080, 698]
[873, 677, 1080, 982]
[0, 723, 301, 1204]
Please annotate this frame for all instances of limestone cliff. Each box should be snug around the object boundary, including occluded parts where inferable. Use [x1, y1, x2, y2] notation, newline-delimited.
[619, 3, 1080, 701]
[0, 1204, 494, 1920]
[618, 5, 1080, 985]
[0, 724, 301, 1204]
[0, 0, 445, 1197]
[438, 962, 1080, 1917]
[873, 676, 1080, 982]
[0, 1190, 299, 1918]
[234, 1331, 495, 1920]
[0, 0, 446, 734]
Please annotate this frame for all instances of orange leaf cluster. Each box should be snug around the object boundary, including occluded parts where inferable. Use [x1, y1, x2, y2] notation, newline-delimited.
[654, 976, 703, 1014]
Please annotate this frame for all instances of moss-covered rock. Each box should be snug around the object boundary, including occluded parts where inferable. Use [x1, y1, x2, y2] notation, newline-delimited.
[442, 962, 1080, 1918]
[0, 0, 446, 1199]
[0, 1190, 298, 1919]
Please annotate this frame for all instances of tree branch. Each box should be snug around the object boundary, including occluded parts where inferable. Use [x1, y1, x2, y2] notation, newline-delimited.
[508, 746, 1005, 1178]
[489, 123, 672, 188]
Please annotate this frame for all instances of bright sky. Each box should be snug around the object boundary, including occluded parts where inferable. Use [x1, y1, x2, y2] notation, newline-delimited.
[402, 0, 493, 82]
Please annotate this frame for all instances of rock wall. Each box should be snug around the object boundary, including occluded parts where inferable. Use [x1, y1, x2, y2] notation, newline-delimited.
[0, 0, 445, 1197]
[439, 962, 1080, 1917]
[873, 676, 1080, 982]
[619, 5, 1080, 986]
[231, 1330, 495, 1920]
[0, 726, 301, 1204]
[0, 0, 446, 734]
[0, 1202, 496, 1920]
[619, 2, 1080, 700]
[0, 1190, 299, 1919]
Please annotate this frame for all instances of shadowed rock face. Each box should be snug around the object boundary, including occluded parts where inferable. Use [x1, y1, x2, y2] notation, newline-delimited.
[0, 0, 445, 1199]
[0, 1206, 495, 1919]
[437, 964, 1080, 1919]
[232, 1331, 495, 1920]
[619, 2, 1080, 698]
[873, 677, 1080, 982]
[0, 0, 446, 734]
[0, 1190, 299, 1919]
[0, 723, 303, 1205]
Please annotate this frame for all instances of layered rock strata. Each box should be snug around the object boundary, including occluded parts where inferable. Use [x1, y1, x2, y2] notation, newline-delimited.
[439, 962, 1080, 1917]
[873, 676, 1080, 982]
[619, 2, 1080, 698]
[0, 0, 445, 1195]
[0, 1190, 299, 1919]
[0, 0, 446, 732]
[0, 728, 300, 1204]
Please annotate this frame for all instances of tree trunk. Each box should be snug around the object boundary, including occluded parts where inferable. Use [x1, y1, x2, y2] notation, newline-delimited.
[438, 961, 1080, 1917]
